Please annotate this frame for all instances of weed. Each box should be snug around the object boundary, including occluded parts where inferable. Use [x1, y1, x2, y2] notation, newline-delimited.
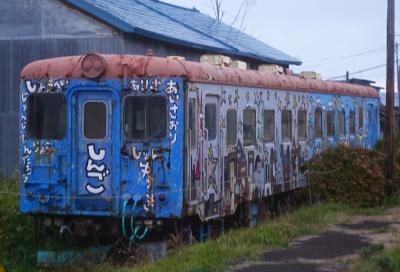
[355, 246, 400, 272]
[360, 244, 384, 260]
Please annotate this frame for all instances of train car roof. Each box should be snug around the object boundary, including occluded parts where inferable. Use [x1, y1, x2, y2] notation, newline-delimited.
[21, 54, 378, 98]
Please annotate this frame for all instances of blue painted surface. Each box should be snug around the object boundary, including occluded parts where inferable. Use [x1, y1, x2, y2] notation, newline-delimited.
[19, 75, 380, 220]
[63, 0, 301, 65]
[37, 246, 110, 267]
[20, 77, 185, 218]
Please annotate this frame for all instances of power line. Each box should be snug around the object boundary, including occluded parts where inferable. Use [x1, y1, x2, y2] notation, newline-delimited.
[326, 64, 386, 80]
[301, 47, 385, 69]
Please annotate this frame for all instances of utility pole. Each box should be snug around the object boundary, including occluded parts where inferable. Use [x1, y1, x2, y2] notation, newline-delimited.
[396, 42, 400, 114]
[385, 0, 395, 194]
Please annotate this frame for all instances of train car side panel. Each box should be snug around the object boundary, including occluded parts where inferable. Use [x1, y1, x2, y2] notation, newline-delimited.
[185, 82, 380, 220]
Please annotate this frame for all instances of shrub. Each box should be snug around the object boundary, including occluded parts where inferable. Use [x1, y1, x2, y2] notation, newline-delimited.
[305, 145, 392, 208]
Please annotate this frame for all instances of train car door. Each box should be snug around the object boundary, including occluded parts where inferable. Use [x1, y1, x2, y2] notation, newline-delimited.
[187, 90, 199, 205]
[72, 90, 116, 214]
[203, 95, 221, 219]
[367, 104, 378, 149]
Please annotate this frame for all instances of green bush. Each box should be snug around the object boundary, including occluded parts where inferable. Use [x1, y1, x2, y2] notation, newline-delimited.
[305, 145, 392, 208]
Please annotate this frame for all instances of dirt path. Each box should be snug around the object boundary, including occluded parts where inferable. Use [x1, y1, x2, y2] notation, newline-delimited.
[230, 208, 400, 272]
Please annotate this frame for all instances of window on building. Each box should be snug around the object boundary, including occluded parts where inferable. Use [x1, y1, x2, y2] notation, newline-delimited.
[298, 110, 307, 140]
[243, 109, 256, 145]
[281, 110, 292, 142]
[227, 109, 237, 146]
[350, 111, 356, 135]
[27, 93, 66, 140]
[263, 110, 275, 142]
[124, 96, 167, 140]
[314, 108, 322, 138]
[339, 110, 346, 136]
[84, 101, 107, 139]
[326, 111, 335, 137]
[359, 106, 364, 129]
[205, 103, 217, 140]
[189, 99, 196, 149]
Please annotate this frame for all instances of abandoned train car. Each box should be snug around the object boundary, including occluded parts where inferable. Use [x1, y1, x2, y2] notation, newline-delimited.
[19, 53, 380, 240]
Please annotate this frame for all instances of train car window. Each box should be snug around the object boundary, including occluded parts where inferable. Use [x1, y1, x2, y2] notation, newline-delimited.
[359, 106, 364, 129]
[339, 110, 346, 136]
[205, 103, 217, 140]
[281, 110, 292, 142]
[124, 96, 167, 140]
[326, 111, 335, 137]
[243, 109, 256, 145]
[314, 108, 322, 138]
[227, 109, 237, 146]
[27, 93, 66, 140]
[263, 110, 275, 142]
[298, 110, 307, 140]
[84, 101, 107, 139]
[189, 99, 196, 149]
[350, 111, 356, 134]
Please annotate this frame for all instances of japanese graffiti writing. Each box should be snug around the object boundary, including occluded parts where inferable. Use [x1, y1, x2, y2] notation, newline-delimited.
[85, 144, 110, 195]
[130, 77, 162, 93]
[166, 79, 179, 145]
[21, 80, 68, 183]
[131, 146, 162, 212]
[21, 86, 31, 183]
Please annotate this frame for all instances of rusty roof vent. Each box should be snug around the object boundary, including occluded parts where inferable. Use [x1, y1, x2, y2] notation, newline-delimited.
[145, 48, 154, 56]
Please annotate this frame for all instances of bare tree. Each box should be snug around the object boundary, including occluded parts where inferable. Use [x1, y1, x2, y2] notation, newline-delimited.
[210, 0, 256, 31]
[211, 0, 224, 22]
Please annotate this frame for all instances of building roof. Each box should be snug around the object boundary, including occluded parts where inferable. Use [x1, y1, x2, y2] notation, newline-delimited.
[21, 54, 377, 98]
[63, 0, 301, 66]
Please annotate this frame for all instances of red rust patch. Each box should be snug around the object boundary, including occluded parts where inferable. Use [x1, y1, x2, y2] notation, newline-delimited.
[20, 54, 378, 98]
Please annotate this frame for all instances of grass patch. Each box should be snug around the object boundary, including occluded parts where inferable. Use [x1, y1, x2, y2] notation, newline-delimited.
[354, 245, 400, 272]
[92, 203, 357, 272]
[0, 179, 36, 272]
[1, 179, 399, 272]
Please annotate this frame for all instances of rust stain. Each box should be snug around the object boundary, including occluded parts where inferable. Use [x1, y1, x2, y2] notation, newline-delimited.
[20, 54, 379, 98]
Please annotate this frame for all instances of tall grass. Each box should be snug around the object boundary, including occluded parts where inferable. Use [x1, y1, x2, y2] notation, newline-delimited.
[0, 178, 37, 272]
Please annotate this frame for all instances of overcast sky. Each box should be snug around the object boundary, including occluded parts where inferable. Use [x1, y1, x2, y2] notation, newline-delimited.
[163, 0, 399, 90]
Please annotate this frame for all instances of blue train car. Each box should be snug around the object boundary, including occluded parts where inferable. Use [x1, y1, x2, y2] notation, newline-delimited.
[19, 54, 380, 240]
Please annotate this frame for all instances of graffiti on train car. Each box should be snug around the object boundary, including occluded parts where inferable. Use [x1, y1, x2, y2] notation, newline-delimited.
[130, 77, 162, 93]
[20, 79, 68, 184]
[188, 83, 378, 219]
[120, 77, 184, 216]
[85, 144, 110, 195]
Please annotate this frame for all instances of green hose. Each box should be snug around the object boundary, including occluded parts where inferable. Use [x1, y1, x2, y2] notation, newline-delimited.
[130, 201, 138, 236]
[122, 199, 129, 239]
[121, 198, 148, 245]
[134, 225, 149, 240]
